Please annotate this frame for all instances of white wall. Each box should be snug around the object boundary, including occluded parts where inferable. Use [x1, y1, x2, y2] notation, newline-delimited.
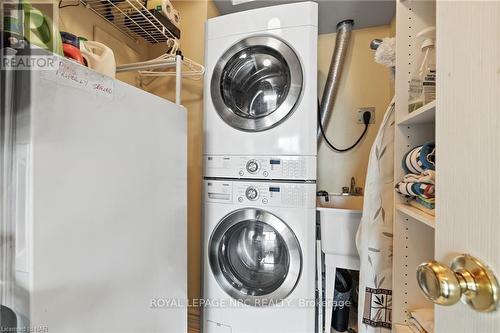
[317, 25, 394, 193]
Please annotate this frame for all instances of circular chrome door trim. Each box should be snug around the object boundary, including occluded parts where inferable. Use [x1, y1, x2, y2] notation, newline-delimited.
[209, 208, 302, 306]
[210, 35, 303, 132]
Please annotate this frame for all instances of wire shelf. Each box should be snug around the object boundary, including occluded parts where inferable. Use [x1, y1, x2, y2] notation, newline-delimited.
[80, 0, 180, 44]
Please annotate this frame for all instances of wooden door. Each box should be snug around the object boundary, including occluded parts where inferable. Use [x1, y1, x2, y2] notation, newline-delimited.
[435, 1, 500, 332]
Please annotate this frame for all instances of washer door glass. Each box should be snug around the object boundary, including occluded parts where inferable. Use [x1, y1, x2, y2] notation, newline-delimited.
[211, 36, 303, 132]
[209, 208, 302, 306]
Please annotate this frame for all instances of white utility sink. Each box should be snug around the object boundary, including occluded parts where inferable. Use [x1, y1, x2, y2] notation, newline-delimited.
[317, 195, 363, 333]
[317, 195, 363, 269]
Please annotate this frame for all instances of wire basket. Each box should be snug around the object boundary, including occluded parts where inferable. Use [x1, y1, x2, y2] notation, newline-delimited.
[81, 0, 180, 44]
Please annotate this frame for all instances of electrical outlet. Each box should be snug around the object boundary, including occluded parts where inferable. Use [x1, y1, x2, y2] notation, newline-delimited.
[357, 107, 375, 124]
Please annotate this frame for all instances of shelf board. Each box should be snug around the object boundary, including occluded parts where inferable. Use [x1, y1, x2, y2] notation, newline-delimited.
[397, 101, 436, 126]
[396, 203, 435, 228]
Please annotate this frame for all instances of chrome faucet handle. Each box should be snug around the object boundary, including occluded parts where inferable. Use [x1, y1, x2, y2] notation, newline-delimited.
[316, 190, 330, 202]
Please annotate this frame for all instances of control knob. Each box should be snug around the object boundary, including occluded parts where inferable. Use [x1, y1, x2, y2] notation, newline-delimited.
[245, 186, 259, 201]
[246, 159, 260, 174]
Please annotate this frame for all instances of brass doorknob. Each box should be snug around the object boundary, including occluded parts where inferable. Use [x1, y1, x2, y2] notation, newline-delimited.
[417, 254, 499, 312]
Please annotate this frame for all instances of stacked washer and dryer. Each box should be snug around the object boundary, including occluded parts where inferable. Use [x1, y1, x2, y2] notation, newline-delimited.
[203, 2, 318, 332]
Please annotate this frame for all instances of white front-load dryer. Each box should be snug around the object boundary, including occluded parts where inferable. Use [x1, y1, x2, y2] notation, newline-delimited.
[203, 2, 318, 174]
[202, 179, 316, 333]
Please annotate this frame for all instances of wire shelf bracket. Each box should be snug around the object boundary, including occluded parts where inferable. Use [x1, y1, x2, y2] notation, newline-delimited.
[116, 51, 205, 106]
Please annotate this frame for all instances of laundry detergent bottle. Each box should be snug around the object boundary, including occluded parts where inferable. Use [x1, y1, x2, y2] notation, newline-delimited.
[81, 40, 116, 77]
[408, 27, 436, 112]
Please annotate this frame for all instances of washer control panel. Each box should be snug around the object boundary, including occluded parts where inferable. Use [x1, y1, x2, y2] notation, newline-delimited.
[245, 159, 260, 174]
[205, 180, 316, 208]
[205, 155, 316, 180]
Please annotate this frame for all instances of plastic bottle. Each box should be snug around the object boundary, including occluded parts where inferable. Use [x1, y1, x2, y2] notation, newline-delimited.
[81, 41, 116, 78]
[60, 31, 85, 65]
[408, 27, 436, 112]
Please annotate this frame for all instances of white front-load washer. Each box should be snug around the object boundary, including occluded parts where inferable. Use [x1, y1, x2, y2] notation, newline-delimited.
[202, 179, 316, 333]
[203, 2, 318, 179]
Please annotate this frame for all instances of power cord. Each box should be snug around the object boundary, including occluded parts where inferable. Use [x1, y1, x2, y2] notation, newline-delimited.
[318, 100, 371, 152]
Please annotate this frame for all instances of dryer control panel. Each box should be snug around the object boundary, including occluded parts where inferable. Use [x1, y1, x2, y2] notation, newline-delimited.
[204, 155, 316, 180]
[204, 180, 316, 208]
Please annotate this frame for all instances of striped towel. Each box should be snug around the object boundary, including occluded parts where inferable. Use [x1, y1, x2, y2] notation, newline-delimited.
[395, 181, 435, 199]
[402, 141, 435, 174]
[409, 199, 435, 216]
[403, 170, 435, 184]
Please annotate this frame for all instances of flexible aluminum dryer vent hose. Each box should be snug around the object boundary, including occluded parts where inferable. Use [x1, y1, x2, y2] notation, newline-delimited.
[317, 20, 354, 142]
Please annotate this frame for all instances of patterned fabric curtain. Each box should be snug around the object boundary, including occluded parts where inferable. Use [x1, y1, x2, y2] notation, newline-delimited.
[356, 99, 395, 333]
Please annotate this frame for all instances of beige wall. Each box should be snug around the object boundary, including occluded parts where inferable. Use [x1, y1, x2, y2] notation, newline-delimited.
[144, 2, 218, 332]
[317, 25, 393, 194]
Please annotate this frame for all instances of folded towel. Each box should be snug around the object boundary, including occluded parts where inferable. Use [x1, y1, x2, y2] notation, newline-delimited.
[403, 141, 436, 174]
[395, 181, 435, 199]
[415, 196, 435, 209]
[409, 198, 435, 216]
[403, 170, 436, 184]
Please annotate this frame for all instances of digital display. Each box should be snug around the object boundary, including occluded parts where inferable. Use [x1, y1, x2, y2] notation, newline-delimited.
[269, 187, 281, 192]
[270, 159, 281, 165]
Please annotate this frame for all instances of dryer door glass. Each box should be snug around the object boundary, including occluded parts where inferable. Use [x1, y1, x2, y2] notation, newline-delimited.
[211, 36, 303, 132]
[209, 208, 302, 306]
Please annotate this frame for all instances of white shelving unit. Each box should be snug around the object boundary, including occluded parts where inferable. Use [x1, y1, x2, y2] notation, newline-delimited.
[397, 101, 436, 126]
[394, 324, 414, 333]
[392, 0, 436, 327]
[396, 203, 435, 229]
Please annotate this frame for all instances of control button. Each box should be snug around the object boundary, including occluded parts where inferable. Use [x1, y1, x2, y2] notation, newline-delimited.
[238, 196, 244, 202]
[239, 170, 244, 176]
[246, 159, 260, 174]
[262, 198, 268, 204]
[245, 186, 259, 201]
[263, 171, 269, 177]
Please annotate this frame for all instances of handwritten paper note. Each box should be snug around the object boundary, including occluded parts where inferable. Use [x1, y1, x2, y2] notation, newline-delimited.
[41, 59, 114, 99]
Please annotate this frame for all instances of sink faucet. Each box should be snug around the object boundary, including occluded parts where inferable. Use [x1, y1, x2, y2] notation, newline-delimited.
[317, 190, 330, 202]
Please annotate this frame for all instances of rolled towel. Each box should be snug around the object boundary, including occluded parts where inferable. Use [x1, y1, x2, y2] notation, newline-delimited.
[395, 181, 435, 199]
[403, 141, 436, 174]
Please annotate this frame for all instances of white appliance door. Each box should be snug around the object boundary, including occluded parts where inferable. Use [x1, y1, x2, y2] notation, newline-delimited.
[431, 1, 500, 332]
[208, 207, 302, 306]
[3, 58, 187, 332]
[210, 35, 303, 132]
